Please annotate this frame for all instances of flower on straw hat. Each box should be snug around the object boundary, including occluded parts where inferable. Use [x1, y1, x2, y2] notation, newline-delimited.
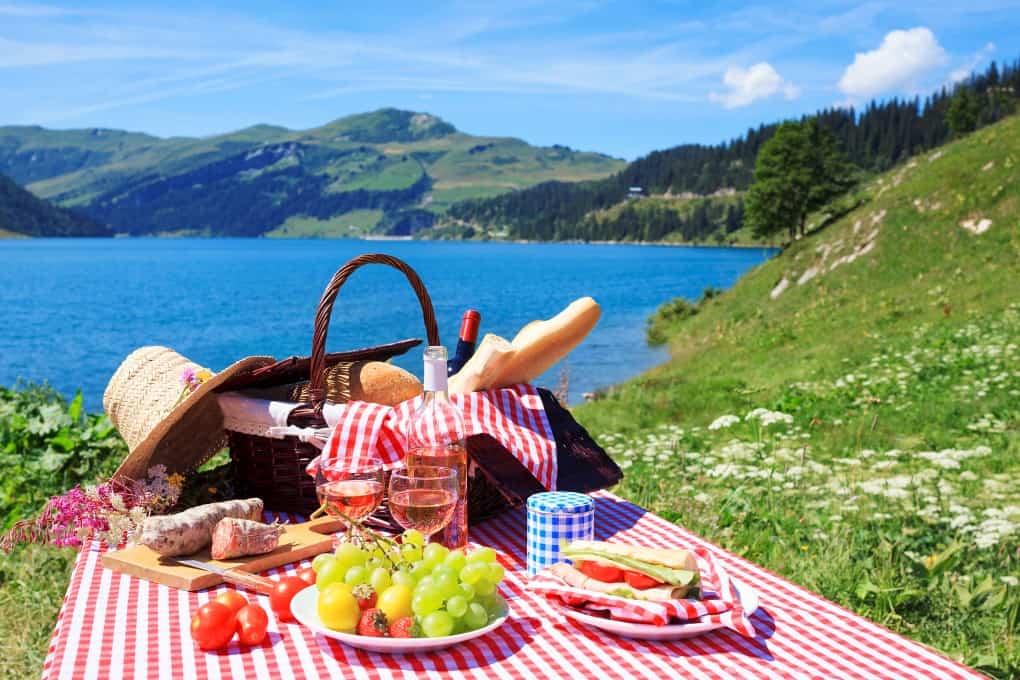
[103, 347, 275, 482]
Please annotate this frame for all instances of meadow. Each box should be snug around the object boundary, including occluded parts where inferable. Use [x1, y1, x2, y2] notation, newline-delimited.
[581, 310, 1019, 677]
[2, 114, 1019, 678]
[577, 114, 1020, 678]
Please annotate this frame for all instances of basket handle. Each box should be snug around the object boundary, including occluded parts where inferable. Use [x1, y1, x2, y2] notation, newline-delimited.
[306, 254, 440, 412]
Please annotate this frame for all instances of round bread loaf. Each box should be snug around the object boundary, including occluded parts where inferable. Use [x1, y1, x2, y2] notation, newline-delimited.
[245, 361, 422, 405]
[349, 361, 423, 406]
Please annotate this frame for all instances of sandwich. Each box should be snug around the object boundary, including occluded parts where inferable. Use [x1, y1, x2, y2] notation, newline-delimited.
[552, 540, 700, 602]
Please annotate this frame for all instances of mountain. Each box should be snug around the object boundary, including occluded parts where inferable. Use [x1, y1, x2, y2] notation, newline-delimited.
[0, 172, 110, 237]
[575, 113, 1020, 676]
[447, 59, 1020, 242]
[0, 108, 623, 237]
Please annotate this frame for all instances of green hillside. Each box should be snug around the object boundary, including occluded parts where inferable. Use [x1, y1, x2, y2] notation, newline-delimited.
[0, 109, 623, 237]
[0, 172, 110, 237]
[448, 60, 1019, 242]
[576, 115, 1020, 676]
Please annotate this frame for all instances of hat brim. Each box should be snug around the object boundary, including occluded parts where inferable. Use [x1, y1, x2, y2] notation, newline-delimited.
[113, 355, 276, 482]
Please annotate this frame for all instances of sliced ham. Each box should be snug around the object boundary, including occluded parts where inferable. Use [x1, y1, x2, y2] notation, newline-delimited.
[210, 518, 284, 560]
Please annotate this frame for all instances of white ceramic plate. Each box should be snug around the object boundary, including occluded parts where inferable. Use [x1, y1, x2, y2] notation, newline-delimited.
[290, 586, 510, 654]
[558, 578, 759, 641]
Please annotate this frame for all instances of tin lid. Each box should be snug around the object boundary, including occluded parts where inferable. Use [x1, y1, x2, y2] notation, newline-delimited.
[527, 491, 594, 514]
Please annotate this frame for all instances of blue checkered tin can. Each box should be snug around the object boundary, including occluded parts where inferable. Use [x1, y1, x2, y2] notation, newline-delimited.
[526, 491, 595, 576]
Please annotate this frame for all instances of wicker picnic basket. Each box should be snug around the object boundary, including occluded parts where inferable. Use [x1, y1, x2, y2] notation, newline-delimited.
[225, 253, 548, 521]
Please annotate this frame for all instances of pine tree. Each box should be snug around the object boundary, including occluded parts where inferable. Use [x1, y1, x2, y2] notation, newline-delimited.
[947, 87, 981, 135]
[745, 120, 854, 241]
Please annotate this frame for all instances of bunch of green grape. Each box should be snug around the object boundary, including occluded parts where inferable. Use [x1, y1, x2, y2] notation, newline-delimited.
[311, 528, 507, 638]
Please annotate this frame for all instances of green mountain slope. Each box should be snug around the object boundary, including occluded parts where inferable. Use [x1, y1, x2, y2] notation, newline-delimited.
[575, 115, 1020, 676]
[448, 59, 1019, 242]
[0, 172, 110, 237]
[0, 108, 623, 237]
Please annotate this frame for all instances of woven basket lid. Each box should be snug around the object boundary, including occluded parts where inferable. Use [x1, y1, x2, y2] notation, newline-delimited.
[103, 347, 274, 482]
[527, 491, 594, 514]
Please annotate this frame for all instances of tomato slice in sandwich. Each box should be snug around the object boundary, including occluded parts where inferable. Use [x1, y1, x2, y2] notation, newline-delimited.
[576, 560, 623, 583]
[622, 570, 661, 590]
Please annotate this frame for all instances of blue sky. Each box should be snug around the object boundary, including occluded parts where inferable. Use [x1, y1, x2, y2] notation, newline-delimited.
[2, 1, 1017, 159]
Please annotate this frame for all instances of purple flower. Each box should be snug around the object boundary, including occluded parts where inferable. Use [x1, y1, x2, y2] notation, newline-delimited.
[179, 367, 197, 388]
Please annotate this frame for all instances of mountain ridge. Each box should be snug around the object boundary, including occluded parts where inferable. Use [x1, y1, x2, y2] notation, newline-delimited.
[0, 107, 624, 237]
[0, 172, 110, 237]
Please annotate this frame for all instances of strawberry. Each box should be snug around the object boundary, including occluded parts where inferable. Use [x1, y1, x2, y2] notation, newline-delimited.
[357, 608, 389, 637]
[352, 583, 377, 610]
[388, 616, 414, 638]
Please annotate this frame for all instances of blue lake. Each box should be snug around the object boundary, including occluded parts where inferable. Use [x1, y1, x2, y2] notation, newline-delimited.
[0, 239, 774, 410]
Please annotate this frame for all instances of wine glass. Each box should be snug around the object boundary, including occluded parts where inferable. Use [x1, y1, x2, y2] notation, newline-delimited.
[387, 466, 459, 542]
[314, 458, 386, 527]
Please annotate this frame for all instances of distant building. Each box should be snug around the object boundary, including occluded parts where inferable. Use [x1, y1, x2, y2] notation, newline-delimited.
[627, 186, 644, 198]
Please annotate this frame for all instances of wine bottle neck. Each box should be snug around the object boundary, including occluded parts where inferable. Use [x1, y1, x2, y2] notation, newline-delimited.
[423, 353, 449, 392]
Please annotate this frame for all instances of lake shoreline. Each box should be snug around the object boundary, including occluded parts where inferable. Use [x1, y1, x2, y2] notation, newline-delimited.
[2, 232, 780, 249]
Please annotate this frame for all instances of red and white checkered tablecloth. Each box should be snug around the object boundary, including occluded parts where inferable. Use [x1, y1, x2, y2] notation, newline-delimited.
[42, 492, 983, 680]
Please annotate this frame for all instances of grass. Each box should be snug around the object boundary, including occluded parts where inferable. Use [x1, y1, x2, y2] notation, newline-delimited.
[0, 544, 74, 679]
[576, 115, 1020, 678]
[265, 210, 384, 238]
[426, 184, 515, 214]
[336, 157, 424, 192]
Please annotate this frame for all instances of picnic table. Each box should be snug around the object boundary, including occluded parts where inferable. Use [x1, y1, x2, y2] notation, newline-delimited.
[43, 492, 981, 679]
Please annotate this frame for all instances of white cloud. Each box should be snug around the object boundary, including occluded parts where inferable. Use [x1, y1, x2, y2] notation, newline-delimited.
[949, 42, 996, 84]
[838, 27, 948, 98]
[709, 62, 799, 109]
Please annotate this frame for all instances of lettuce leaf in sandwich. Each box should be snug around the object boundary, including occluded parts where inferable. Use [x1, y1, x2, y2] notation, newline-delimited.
[562, 540, 700, 590]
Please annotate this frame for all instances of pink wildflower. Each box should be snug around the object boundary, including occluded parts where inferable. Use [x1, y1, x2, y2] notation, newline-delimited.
[179, 367, 198, 389]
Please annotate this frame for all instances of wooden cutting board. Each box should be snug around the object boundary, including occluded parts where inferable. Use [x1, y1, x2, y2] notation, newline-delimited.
[101, 516, 344, 592]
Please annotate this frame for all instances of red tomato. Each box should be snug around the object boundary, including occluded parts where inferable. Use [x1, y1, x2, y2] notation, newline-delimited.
[576, 560, 623, 583]
[236, 604, 269, 646]
[298, 567, 317, 586]
[213, 590, 249, 615]
[623, 570, 661, 590]
[270, 576, 308, 623]
[190, 601, 236, 651]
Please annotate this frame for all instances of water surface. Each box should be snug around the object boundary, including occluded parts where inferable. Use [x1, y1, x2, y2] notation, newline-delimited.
[0, 239, 774, 409]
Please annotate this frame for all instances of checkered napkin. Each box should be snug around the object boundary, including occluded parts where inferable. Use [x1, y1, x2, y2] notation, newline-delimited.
[306, 383, 558, 490]
[528, 547, 757, 638]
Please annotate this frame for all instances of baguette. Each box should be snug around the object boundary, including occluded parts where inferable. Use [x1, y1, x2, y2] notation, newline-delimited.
[448, 334, 516, 395]
[492, 297, 601, 387]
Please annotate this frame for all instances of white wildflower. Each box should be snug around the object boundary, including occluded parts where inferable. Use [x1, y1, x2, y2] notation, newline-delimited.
[708, 415, 741, 431]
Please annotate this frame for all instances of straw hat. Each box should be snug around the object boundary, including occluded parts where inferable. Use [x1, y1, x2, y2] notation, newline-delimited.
[104, 347, 275, 482]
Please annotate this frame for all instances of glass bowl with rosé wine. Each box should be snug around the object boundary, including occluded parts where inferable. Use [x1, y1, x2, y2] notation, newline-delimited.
[386, 466, 459, 542]
[314, 457, 385, 528]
